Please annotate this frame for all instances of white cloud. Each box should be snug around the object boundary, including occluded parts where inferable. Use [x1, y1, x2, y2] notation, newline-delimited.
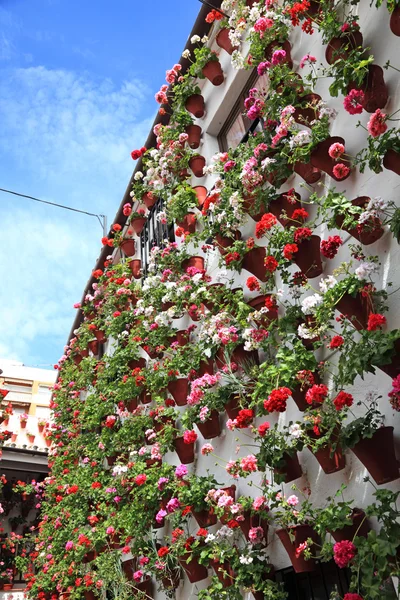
[0, 65, 155, 365]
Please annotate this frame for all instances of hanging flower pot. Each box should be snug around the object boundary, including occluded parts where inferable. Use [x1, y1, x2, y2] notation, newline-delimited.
[210, 559, 235, 587]
[308, 429, 345, 474]
[215, 231, 242, 255]
[325, 31, 363, 65]
[192, 507, 217, 528]
[94, 329, 107, 343]
[216, 343, 259, 369]
[336, 292, 371, 331]
[242, 246, 268, 282]
[182, 255, 205, 271]
[390, 6, 400, 35]
[265, 39, 293, 69]
[351, 426, 399, 485]
[383, 148, 400, 176]
[130, 217, 147, 235]
[277, 525, 320, 573]
[120, 238, 136, 257]
[274, 452, 303, 483]
[179, 552, 208, 583]
[197, 410, 221, 439]
[269, 192, 302, 228]
[185, 124, 202, 149]
[142, 192, 157, 209]
[216, 28, 238, 55]
[293, 235, 323, 279]
[162, 571, 181, 591]
[27, 434, 35, 444]
[224, 394, 241, 420]
[167, 378, 189, 406]
[348, 65, 388, 113]
[135, 578, 153, 596]
[203, 283, 224, 311]
[310, 137, 351, 181]
[247, 294, 278, 328]
[174, 437, 195, 464]
[193, 185, 208, 208]
[185, 94, 205, 118]
[140, 390, 151, 404]
[239, 512, 269, 541]
[170, 330, 189, 347]
[293, 93, 321, 126]
[197, 357, 215, 376]
[128, 357, 146, 370]
[202, 59, 224, 86]
[176, 213, 197, 234]
[375, 338, 400, 378]
[88, 339, 99, 355]
[84, 591, 96, 600]
[335, 196, 384, 245]
[189, 155, 206, 177]
[3, 584, 14, 591]
[125, 397, 138, 412]
[291, 384, 310, 411]
[330, 508, 370, 542]
[294, 161, 322, 184]
[127, 259, 141, 279]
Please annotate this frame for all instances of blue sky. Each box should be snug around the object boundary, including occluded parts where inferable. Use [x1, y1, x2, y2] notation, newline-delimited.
[0, 0, 200, 367]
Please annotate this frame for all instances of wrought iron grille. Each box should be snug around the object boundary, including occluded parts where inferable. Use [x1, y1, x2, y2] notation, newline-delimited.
[139, 197, 175, 278]
[276, 561, 350, 600]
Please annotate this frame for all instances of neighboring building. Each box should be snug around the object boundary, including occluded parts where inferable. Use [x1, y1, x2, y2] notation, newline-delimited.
[0, 360, 54, 595]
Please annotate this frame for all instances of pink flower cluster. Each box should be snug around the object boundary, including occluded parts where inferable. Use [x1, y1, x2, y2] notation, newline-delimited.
[187, 373, 221, 406]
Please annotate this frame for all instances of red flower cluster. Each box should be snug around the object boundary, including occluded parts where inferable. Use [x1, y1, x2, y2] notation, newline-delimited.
[333, 391, 353, 411]
[157, 546, 170, 557]
[367, 313, 386, 331]
[305, 384, 328, 405]
[264, 387, 292, 412]
[291, 207, 309, 222]
[343, 595, 363, 600]
[333, 540, 357, 568]
[130, 147, 146, 160]
[265, 255, 279, 272]
[329, 335, 344, 349]
[235, 409, 254, 428]
[286, 1, 311, 26]
[205, 9, 223, 23]
[320, 235, 343, 259]
[135, 474, 147, 486]
[183, 430, 198, 444]
[255, 213, 277, 238]
[225, 251, 241, 265]
[246, 276, 260, 291]
[258, 422, 270, 437]
[283, 243, 298, 260]
[293, 227, 312, 243]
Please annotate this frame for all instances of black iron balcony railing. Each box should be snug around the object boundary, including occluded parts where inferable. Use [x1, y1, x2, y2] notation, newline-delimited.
[139, 197, 175, 278]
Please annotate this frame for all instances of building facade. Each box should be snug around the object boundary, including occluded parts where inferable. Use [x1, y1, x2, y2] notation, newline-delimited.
[28, 1, 400, 599]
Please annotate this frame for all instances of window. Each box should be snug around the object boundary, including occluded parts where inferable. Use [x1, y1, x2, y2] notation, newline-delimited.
[139, 197, 175, 278]
[218, 71, 269, 151]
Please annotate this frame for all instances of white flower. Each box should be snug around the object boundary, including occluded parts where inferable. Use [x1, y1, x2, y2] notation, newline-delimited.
[297, 323, 315, 339]
[134, 171, 143, 180]
[319, 276, 337, 294]
[191, 35, 201, 44]
[355, 261, 378, 280]
[261, 157, 277, 170]
[289, 130, 312, 148]
[231, 49, 245, 69]
[205, 533, 216, 543]
[301, 293, 323, 315]
[239, 555, 254, 564]
[289, 423, 303, 438]
[367, 196, 387, 211]
[201, 35, 209, 43]
[182, 49, 191, 59]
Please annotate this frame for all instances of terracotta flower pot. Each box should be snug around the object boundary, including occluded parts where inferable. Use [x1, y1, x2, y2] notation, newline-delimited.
[336, 292, 371, 330]
[193, 185, 208, 207]
[182, 255, 205, 271]
[135, 578, 153, 596]
[383, 148, 400, 176]
[293, 235, 323, 279]
[140, 390, 151, 404]
[349, 64, 388, 113]
[335, 196, 384, 245]
[239, 512, 269, 541]
[122, 558, 137, 579]
[20, 420, 27, 429]
[127, 259, 141, 279]
[3, 584, 14, 591]
[88, 339, 99, 355]
[179, 553, 208, 583]
[211, 559, 235, 587]
[325, 31, 363, 65]
[27, 434, 35, 444]
[93, 329, 107, 343]
[274, 452, 303, 483]
[174, 437, 195, 464]
[242, 246, 268, 282]
[216, 343, 259, 369]
[310, 136, 351, 181]
[197, 357, 215, 376]
[125, 397, 138, 412]
[215, 231, 241, 255]
[120, 238, 136, 257]
[293, 93, 321, 126]
[170, 329, 189, 347]
[176, 213, 197, 234]
[73, 353, 83, 366]
[247, 294, 278, 328]
[294, 161, 322, 184]
[216, 28, 238, 55]
[11, 433, 17, 442]
[265, 39, 293, 69]
[277, 525, 319, 573]
[202, 59, 224, 86]
[330, 508, 370, 542]
[45, 437, 52, 447]
[185, 94, 205, 118]
[142, 192, 157, 209]
[269, 192, 302, 228]
[197, 410, 221, 439]
[127, 357, 146, 370]
[375, 338, 400, 378]
[351, 426, 399, 485]
[193, 507, 217, 528]
[390, 6, 400, 36]
[167, 378, 188, 406]
[130, 217, 147, 235]
[185, 124, 202, 149]
[308, 430, 345, 474]
[224, 394, 241, 420]
[189, 155, 206, 177]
